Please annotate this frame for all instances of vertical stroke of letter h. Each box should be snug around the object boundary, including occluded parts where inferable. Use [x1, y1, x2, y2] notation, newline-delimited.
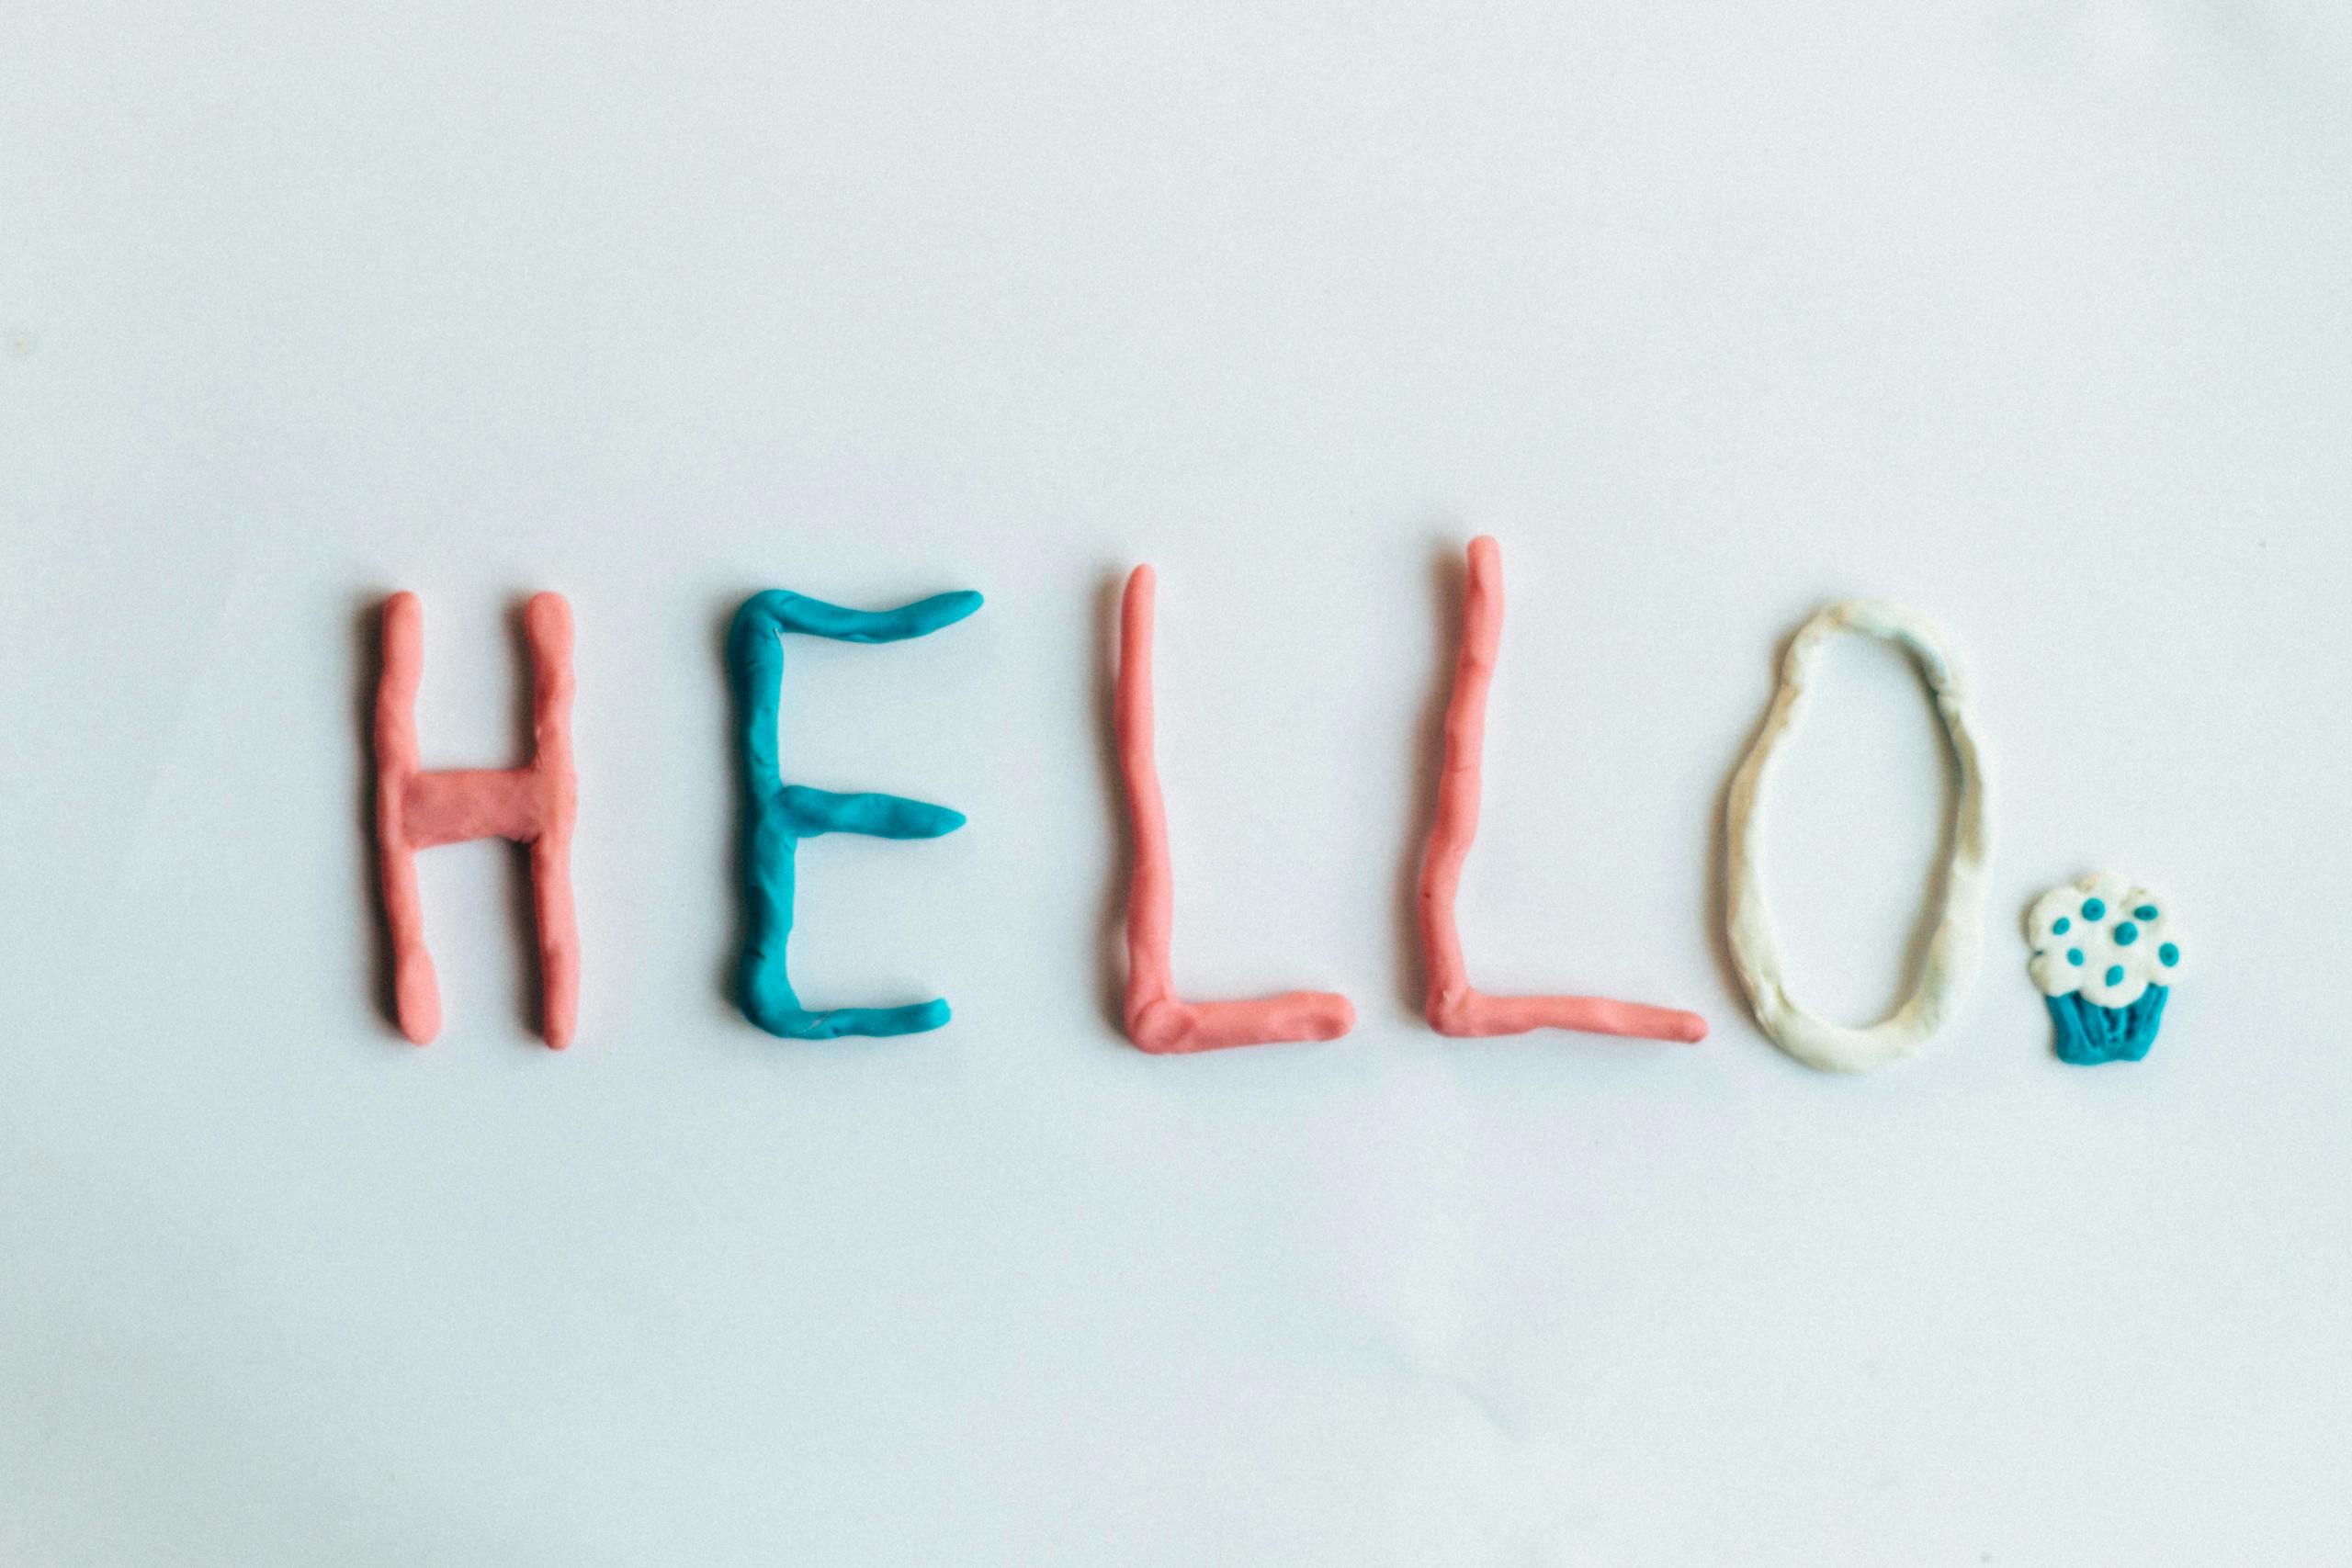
[729, 587, 982, 1038]
[375, 592, 580, 1048]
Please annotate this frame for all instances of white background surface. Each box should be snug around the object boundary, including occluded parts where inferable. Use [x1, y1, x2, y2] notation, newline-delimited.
[5, 3, 2349, 1562]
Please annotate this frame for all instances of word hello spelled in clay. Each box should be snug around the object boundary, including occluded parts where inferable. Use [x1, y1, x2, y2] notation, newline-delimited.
[372, 539, 2084, 1074]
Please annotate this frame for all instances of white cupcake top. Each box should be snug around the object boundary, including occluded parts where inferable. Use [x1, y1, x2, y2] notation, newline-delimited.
[2028, 874, 2183, 1009]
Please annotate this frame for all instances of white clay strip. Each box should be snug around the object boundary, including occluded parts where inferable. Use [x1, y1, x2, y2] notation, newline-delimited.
[1723, 601, 1991, 1074]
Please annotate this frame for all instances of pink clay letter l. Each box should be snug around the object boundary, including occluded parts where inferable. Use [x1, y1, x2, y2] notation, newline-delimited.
[375, 592, 581, 1048]
[1115, 566, 1355, 1052]
[1417, 538, 1706, 1043]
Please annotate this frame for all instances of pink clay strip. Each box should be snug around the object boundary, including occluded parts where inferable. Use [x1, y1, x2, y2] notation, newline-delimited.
[375, 592, 580, 1049]
[1115, 566, 1355, 1053]
[1416, 537, 1707, 1044]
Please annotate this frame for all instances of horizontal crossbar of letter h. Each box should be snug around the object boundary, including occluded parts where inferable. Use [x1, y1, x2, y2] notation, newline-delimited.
[375, 592, 579, 1047]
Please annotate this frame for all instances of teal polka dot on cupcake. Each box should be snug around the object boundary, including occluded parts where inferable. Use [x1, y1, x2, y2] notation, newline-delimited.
[2053, 917, 2072, 935]
[2083, 898, 2108, 921]
[2160, 942, 2180, 966]
[2114, 922, 2140, 947]
[2135, 905, 2159, 921]
[2105, 964, 2127, 987]
[2067, 949, 2085, 966]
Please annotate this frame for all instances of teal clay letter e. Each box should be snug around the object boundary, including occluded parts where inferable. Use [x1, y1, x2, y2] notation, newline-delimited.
[728, 586, 982, 1038]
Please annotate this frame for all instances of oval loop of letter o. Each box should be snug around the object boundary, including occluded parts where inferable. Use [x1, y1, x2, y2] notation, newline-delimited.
[1721, 600, 1993, 1074]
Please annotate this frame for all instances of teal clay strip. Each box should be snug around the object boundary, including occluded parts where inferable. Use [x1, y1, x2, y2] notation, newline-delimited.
[728, 587, 983, 1038]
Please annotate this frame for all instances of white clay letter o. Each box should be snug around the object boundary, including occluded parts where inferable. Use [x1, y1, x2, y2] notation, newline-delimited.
[1723, 601, 1993, 1074]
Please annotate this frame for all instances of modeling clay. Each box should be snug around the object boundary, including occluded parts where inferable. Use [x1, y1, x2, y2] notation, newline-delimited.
[1723, 600, 1991, 1073]
[374, 592, 579, 1047]
[1417, 537, 1707, 1043]
[2027, 874, 2183, 1065]
[1114, 565, 1355, 1052]
[729, 586, 981, 1039]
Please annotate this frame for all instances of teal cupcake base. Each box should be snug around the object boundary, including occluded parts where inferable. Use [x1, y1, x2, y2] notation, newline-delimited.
[2049, 987, 2169, 1066]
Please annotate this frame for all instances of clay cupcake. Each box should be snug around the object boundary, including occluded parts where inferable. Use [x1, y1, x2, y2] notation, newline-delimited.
[2027, 874, 2184, 1065]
